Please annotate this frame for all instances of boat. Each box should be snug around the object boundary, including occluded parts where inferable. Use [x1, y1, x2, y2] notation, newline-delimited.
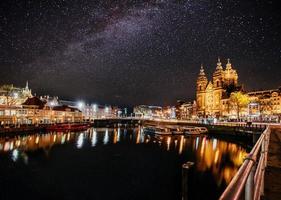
[46, 123, 90, 132]
[165, 125, 184, 135]
[183, 126, 208, 135]
[143, 126, 172, 135]
[183, 127, 201, 135]
[197, 127, 208, 134]
[144, 125, 207, 136]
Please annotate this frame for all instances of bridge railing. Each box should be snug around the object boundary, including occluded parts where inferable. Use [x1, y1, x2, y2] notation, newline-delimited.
[219, 126, 271, 200]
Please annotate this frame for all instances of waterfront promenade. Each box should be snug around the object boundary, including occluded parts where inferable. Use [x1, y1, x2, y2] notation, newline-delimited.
[264, 126, 281, 200]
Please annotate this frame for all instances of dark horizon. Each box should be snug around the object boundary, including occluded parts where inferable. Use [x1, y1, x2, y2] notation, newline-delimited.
[1, 0, 281, 107]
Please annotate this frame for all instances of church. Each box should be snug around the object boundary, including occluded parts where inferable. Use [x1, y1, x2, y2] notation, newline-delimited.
[196, 58, 242, 118]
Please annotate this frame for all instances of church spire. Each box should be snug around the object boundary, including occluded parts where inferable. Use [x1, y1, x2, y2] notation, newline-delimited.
[25, 81, 29, 90]
[216, 57, 223, 70]
[226, 58, 232, 70]
[199, 64, 206, 76]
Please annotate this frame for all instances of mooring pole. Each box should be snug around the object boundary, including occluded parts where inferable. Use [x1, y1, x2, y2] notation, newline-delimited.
[182, 161, 194, 200]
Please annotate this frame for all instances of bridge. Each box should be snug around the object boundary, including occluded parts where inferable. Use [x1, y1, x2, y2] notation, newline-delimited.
[93, 117, 266, 137]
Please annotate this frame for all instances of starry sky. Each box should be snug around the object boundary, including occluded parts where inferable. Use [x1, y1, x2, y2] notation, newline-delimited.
[0, 0, 281, 107]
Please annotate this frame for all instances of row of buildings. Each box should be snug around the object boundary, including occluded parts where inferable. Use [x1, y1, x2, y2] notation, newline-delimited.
[2, 58, 280, 124]
[134, 58, 281, 122]
[0, 82, 120, 125]
[133, 105, 176, 119]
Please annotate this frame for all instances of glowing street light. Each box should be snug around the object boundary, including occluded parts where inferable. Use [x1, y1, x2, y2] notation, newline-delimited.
[50, 101, 56, 107]
[77, 101, 85, 109]
[105, 106, 109, 113]
[92, 104, 98, 112]
[13, 92, 19, 99]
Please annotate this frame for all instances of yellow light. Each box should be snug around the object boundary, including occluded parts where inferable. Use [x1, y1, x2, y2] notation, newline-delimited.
[167, 137, 171, 151]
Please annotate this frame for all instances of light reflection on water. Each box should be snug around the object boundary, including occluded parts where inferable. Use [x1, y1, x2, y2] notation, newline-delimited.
[0, 126, 248, 186]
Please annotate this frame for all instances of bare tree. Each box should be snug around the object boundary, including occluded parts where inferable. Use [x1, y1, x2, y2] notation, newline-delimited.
[0, 84, 18, 106]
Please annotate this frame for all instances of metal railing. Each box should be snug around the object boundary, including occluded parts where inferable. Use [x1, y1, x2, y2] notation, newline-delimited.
[219, 126, 271, 200]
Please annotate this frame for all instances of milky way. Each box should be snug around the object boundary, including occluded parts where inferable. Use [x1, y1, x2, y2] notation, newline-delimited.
[0, 0, 281, 106]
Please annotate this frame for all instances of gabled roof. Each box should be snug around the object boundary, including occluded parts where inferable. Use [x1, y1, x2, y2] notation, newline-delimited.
[22, 97, 46, 109]
[206, 81, 213, 90]
[53, 105, 81, 112]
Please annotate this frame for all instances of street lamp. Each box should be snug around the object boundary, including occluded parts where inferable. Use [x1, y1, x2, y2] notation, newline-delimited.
[92, 104, 98, 112]
[77, 101, 85, 110]
[13, 92, 19, 99]
[105, 106, 109, 113]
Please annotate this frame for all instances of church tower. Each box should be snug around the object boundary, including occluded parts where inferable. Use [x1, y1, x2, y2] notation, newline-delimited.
[196, 65, 208, 115]
[213, 58, 224, 88]
[23, 80, 32, 97]
[224, 59, 238, 86]
[195, 58, 240, 118]
[212, 58, 224, 114]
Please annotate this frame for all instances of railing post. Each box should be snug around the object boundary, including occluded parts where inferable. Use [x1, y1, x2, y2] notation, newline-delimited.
[245, 164, 255, 200]
[260, 138, 266, 196]
[182, 162, 194, 200]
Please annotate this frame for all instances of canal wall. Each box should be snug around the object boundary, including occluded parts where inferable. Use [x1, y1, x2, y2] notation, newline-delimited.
[0, 125, 46, 136]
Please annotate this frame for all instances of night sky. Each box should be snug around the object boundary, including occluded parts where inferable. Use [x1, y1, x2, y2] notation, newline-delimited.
[0, 0, 281, 107]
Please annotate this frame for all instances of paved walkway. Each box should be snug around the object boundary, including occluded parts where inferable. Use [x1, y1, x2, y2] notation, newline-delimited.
[264, 126, 281, 200]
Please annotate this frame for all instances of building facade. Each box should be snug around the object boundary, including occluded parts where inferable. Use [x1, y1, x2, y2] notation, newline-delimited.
[0, 97, 83, 125]
[175, 100, 197, 120]
[59, 100, 119, 120]
[247, 88, 281, 121]
[196, 58, 241, 118]
[195, 58, 281, 121]
[134, 105, 163, 118]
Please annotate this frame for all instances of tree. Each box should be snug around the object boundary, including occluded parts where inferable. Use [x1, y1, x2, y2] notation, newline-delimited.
[229, 92, 250, 120]
[0, 84, 18, 106]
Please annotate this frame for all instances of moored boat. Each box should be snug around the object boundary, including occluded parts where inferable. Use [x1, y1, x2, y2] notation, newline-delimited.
[183, 126, 208, 135]
[143, 126, 172, 135]
[46, 123, 89, 132]
[182, 127, 201, 135]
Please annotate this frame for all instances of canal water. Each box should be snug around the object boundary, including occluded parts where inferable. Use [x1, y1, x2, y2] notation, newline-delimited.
[0, 126, 248, 200]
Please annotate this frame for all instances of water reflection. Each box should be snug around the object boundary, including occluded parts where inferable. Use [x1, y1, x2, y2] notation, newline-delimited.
[91, 129, 97, 147]
[0, 126, 247, 186]
[77, 133, 84, 149]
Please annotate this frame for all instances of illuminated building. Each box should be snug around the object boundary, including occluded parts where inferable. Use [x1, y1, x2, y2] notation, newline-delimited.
[196, 58, 241, 118]
[175, 100, 197, 120]
[134, 105, 163, 118]
[59, 100, 119, 120]
[195, 58, 281, 121]
[0, 97, 83, 125]
[134, 105, 176, 119]
[247, 87, 281, 121]
[0, 81, 32, 106]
